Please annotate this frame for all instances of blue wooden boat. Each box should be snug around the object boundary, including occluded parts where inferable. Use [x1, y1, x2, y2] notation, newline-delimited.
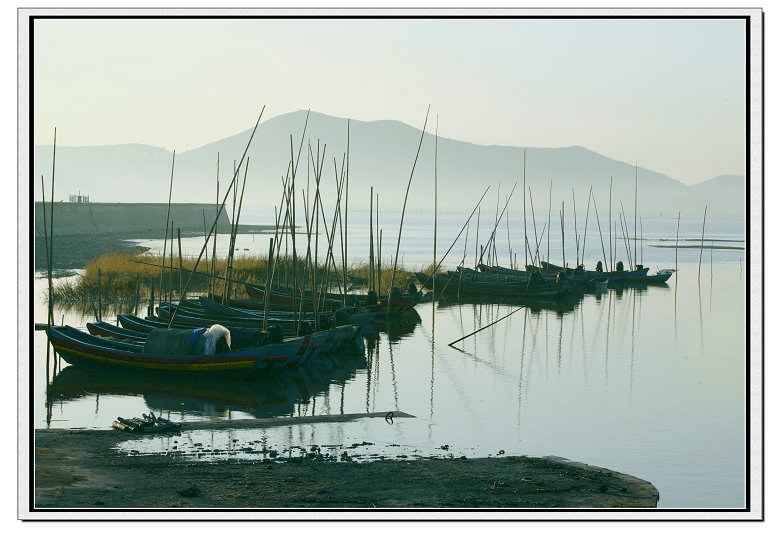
[47, 323, 361, 376]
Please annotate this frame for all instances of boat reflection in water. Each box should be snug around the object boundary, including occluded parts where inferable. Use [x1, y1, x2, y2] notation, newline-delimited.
[46, 345, 368, 420]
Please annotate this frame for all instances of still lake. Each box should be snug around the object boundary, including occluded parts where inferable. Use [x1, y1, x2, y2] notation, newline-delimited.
[32, 213, 747, 509]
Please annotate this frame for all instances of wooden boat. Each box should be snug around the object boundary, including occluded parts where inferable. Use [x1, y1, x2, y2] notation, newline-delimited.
[245, 282, 421, 310]
[86, 321, 148, 343]
[244, 283, 344, 309]
[478, 264, 608, 292]
[415, 271, 577, 302]
[208, 293, 332, 313]
[47, 323, 362, 376]
[536, 260, 664, 285]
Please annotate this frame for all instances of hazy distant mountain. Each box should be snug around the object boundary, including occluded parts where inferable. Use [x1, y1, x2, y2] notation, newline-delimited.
[32, 110, 745, 220]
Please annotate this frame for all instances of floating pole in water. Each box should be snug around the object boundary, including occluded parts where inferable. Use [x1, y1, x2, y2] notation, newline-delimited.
[448, 305, 525, 348]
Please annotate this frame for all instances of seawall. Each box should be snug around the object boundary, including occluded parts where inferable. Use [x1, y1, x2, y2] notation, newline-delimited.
[34, 202, 231, 237]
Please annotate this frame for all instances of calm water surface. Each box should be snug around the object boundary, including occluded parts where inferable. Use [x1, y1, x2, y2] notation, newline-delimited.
[32, 216, 747, 509]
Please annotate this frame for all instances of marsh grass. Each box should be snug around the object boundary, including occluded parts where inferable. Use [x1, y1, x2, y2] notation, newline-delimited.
[49, 252, 425, 305]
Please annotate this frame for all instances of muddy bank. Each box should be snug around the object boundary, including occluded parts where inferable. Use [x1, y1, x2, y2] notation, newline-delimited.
[33, 429, 659, 511]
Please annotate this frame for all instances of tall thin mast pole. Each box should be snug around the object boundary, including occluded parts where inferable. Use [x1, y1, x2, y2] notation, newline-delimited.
[168, 109, 265, 326]
[547, 180, 552, 266]
[609, 176, 613, 272]
[389, 106, 430, 299]
[159, 151, 175, 309]
[433, 117, 438, 310]
[634, 163, 638, 270]
[523, 149, 528, 267]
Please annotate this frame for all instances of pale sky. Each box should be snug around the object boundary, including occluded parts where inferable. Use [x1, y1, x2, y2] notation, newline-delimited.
[30, 15, 747, 185]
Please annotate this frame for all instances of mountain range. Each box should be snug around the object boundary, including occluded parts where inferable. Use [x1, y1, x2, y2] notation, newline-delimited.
[32, 110, 745, 220]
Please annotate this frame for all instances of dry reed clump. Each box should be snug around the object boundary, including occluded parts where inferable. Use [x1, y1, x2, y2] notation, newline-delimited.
[50, 252, 423, 304]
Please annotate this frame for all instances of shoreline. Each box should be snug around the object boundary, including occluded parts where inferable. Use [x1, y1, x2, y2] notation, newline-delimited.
[33, 428, 659, 511]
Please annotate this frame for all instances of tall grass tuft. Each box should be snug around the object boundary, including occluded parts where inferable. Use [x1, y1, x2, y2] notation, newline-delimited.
[50, 251, 422, 304]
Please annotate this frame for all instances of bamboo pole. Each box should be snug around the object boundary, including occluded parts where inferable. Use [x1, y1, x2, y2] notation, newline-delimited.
[378, 229, 383, 297]
[448, 305, 525, 348]
[547, 180, 552, 266]
[225, 159, 249, 304]
[675, 211, 681, 272]
[202, 210, 209, 288]
[263, 237, 273, 331]
[634, 163, 638, 271]
[168, 222, 174, 302]
[335, 155, 347, 306]
[97, 269, 102, 322]
[47, 129, 57, 329]
[572, 189, 579, 267]
[369, 186, 375, 294]
[433, 118, 438, 312]
[177, 228, 183, 298]
[581, 186, 592, 268]
[344, 120, 350, 309]
[432, 186, 490, 274]
[528, 186, 539, 267]
[505, 204, 512, 269]
[477, 183, 517, 267]
[39, 176, 51, 289]
[159, 151, 175, 309]
[375, 191, 380, 293]
[590, 189, 609, 272]
[168, 108, 265, 327]
[523, 149, 528, 267]
[210, 158, 219, 296]
[560, 202, 565, 269]
[618, 208, 632, 270]
[609, 176, 613, 272]
[133, 277, 140, 316]
[698, 206, 708, 280]
[474, 206, 480, 270]
[492, 184, 500, 266]
[619, 202, 633, 270]
[389, 106, 430, 300]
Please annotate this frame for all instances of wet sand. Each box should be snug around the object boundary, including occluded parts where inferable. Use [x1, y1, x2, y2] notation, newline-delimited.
[33, 428, 659, 511]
